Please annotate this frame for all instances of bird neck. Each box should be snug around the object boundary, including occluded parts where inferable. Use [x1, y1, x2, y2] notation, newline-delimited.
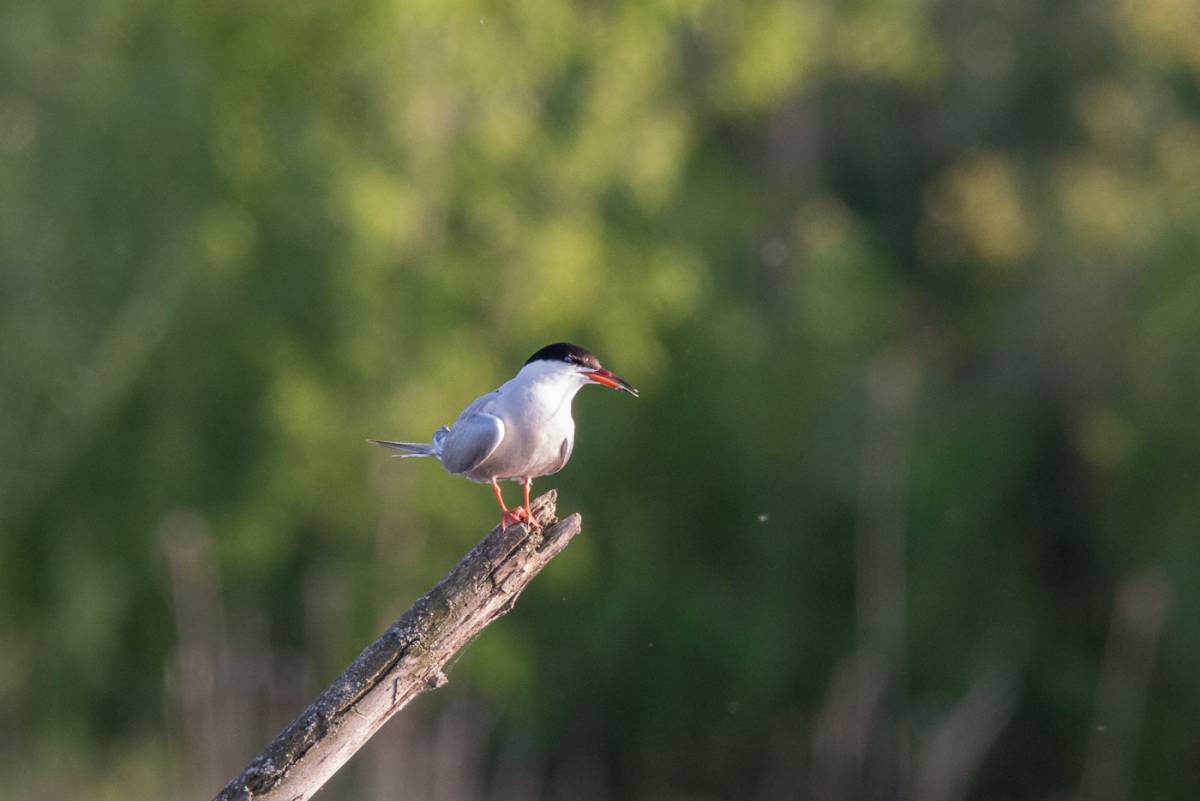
[514, 362, 585, 419]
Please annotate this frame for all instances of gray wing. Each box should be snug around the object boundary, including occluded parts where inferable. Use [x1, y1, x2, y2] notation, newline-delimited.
[550, 435, 574, 474]
[440, 410, 505, 475]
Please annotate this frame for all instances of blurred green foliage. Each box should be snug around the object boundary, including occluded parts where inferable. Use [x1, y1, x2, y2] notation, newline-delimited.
[3, 0, 1200, 798]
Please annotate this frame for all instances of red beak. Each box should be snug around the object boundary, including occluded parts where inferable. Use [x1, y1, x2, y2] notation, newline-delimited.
[583, 368, 639, 397]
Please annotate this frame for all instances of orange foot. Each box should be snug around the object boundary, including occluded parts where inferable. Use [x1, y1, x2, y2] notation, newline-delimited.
[500, 507, 530, 529]
[522, 506, 542, 530]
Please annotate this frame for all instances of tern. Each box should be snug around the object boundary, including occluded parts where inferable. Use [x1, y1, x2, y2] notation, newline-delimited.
[370, 342, 638, 529]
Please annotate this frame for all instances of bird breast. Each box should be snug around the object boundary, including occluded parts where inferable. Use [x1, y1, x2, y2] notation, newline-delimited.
[480, 379, 579, 481]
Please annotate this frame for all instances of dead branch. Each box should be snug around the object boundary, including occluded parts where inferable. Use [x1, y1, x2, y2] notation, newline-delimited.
[213, 490, 581, 801]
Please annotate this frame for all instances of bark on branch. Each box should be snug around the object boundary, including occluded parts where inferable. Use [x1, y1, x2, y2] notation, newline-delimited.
[213, 490, 581, 801]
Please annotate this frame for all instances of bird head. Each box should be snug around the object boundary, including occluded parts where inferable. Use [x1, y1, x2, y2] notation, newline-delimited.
[523, 342, 639, 397]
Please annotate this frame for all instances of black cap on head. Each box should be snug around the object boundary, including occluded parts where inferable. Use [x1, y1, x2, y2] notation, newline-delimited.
[525, 342, 601, 369]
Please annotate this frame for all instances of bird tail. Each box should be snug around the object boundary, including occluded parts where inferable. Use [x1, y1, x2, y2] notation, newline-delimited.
[368, 426, 448, 458]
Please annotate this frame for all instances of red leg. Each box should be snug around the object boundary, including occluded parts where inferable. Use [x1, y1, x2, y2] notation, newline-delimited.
[490, 478, 508, 512]
[492, 479, 525, 529]
[522, 478, 539, 529]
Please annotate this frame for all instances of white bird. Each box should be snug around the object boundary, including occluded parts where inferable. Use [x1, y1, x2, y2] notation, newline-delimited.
[370, 343, 638, 528]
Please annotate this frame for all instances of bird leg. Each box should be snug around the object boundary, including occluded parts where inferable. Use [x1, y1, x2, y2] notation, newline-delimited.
[492, 479, 530, 529]
[522, 478, 539, 528]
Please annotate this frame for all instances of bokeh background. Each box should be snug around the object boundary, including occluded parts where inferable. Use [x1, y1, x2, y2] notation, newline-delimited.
[3, 0, 1199, 799]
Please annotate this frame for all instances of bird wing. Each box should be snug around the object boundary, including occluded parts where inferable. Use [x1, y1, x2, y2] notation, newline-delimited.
[555, 434, 574, 472]
[439, 410, 505, 475]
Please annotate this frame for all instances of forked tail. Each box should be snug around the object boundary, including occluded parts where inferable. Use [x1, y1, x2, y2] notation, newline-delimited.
[368, 426, 448, 458]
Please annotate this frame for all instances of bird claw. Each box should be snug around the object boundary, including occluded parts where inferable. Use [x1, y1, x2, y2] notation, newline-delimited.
[500, 507, 540, 530]
[500, 508, 529, 529]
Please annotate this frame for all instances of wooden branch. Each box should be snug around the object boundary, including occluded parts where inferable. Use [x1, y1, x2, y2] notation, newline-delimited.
[213, 490, 581, 801]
